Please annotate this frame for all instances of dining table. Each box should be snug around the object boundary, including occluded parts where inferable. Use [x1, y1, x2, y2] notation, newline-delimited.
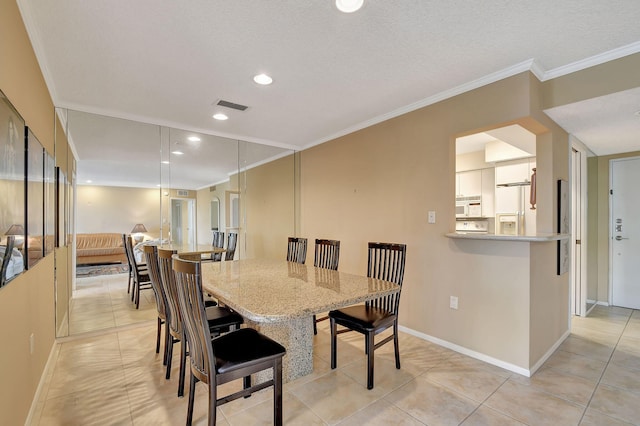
[200, 258, 401, 382]
[158, 243, 225, 257]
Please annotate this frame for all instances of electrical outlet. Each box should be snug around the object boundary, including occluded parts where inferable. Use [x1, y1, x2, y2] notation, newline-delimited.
[450, 296, 458, 310]
[428, 211, 436, 224]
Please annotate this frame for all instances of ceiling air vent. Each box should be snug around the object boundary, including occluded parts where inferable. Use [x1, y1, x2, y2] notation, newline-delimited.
[216, 99, 248, 111]
[177, 190, 189, 196]
[209, 185, 217, 192]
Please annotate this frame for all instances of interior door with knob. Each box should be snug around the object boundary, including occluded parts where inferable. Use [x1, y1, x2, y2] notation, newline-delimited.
[610, 157, 640, 309]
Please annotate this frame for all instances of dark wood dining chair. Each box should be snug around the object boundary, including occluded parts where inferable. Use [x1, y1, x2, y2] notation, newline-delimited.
[142, 244, 169, 357]
[329, 242, 406, 389]
[124, 234, 152, 309]
[172, 255, 286, 426]
[286, 237, 307, 264]
[313, 239, 340, 334]
[225, 232, 237, 261]
[157, 247, 243, 397]
[202, 231, 224, 262]
[1, 236, 15, 287]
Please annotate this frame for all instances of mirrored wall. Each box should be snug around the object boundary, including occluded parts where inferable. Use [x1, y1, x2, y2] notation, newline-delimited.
[55, 109, 297, 337]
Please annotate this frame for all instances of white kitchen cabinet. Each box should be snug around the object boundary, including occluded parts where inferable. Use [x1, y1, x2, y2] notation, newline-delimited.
[457, 170, 481, 197]
[481, 168, 495, 217]
[495, 158, 535, 185]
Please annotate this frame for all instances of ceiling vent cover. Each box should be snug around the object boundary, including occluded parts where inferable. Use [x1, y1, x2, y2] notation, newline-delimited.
[177, 189, 189, 196]
[216, 99, 248, 111]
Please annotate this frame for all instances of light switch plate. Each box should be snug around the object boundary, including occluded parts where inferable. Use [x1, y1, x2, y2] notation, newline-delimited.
[450, 296, 458, 310]
[428, 211, 436, 224]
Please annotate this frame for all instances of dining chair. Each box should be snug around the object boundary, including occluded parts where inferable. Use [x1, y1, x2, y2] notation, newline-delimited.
[1, 236, 15, 287]
[157, 247, 243, 397]
[142, 244, 169, 357]
[225, 232, 237, 261]
[172, 255, 286, 426]
[124, 234, 152, 309]
[313, 239, 340, 334]
[286, 237, 307, 264]
[329, 242, 406, 389]
[202, 231, 224, 262]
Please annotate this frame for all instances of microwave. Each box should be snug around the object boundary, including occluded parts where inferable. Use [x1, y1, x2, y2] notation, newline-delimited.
[456, 196, 482, 217]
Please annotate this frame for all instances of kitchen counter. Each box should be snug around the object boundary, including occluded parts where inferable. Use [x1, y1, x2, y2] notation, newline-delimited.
[446, 232, 569, 242]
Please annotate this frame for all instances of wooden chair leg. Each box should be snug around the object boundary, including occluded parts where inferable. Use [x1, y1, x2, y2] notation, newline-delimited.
[165, 338, 173, 380]
[187, 374, 197, 426]
[243, 375, 251, 398]
[163, 326, 171, 366]
[274, 358, 283, 426]
[208, 376, 217, 426]
[330, 318, 337, 369]
[366, 331, 375, 390]
[178, 339, 187, 397]
[313, 315, 317, 335]
[394, 322, 401, 369]
[155, 317, 162, 354]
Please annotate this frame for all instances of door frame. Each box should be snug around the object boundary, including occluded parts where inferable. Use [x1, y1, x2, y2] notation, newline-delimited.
[170, 197, 196, 245]
[571, 139, 588, 316]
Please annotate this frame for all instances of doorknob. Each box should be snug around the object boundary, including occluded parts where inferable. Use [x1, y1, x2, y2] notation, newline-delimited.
[615, 236, 629, 241]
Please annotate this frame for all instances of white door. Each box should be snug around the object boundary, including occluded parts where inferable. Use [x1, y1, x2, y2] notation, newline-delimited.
[610, 157, 640, 309]
[170, 198, 196, 245]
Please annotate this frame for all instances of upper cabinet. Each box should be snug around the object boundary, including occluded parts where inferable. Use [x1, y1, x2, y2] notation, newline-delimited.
[456, 170, 482, 198]
[495, 158, 536, 185]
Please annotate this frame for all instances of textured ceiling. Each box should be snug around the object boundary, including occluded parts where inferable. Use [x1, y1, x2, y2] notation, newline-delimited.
[16, 0, 640, 187]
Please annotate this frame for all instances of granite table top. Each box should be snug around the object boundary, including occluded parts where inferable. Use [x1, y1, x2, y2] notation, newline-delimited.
[200, 258, 400, 323]
[158, 243, 225, 256]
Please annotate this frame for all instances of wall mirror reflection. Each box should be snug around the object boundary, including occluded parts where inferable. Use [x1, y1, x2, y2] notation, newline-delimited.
[56, 109, 297, 337]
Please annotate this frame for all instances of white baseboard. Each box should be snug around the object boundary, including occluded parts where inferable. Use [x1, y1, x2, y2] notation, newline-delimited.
[398, 325, 533, 377]
[528, 329, 571, 376]
[596, 301, 610, 306]
[25, 341, 59, 425]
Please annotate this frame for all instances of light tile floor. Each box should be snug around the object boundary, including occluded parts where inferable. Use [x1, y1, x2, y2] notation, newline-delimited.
[32, 273, 640, 425]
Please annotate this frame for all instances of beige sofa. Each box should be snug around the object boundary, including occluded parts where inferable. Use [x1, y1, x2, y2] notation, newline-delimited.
[76, 233, 127, 265]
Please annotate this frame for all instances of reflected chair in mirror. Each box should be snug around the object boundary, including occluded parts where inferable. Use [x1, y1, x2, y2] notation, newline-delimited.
[1, 236, 15, 287]
[225, 232, 237, 261]
[313, 239, 340, 335]
[142, 244, 169, 359]
[123, 232, 146, 296]
[329, 242, 406, 389]
[124, 234, 152, 309]
[286, 237, 307, 264]
[158, 247, 243, 397]
[172, 255, 286, 426]
[202, 231, 224, 262]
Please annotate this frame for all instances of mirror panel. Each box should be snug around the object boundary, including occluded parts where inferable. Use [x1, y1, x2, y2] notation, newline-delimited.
[56, 109, 296, 336]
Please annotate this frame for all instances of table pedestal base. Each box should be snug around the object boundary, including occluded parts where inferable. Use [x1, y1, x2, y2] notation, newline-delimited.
[246, 316, 314, 382]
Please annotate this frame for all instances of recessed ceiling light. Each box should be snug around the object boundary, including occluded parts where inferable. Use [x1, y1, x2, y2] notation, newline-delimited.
[336, 0, 363, 13]
[187, 136, 201, 142]
[253, 73, 273, 85]
[162, 160, 170, 164]
[86, 180, 92, 183]
[213, 113, 228, 121]
[171, 150, 184, 155]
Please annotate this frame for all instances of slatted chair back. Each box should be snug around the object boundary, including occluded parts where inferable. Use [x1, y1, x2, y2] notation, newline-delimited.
[286, 237, 307, 264]
[314, 239, 340, 271]
[365, 242, 407, 315]
[225, 232, 237, 261]
[1, 236, 15, 287]
[142, 244, 167, 319]
[124, 234, 142, 279]
[172, 255, 213, 385]
[158, 247, 182, 335]
[212, 231, 224, 261]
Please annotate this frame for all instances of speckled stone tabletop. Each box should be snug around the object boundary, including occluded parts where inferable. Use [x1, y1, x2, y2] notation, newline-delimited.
[200, 259, 400, 381]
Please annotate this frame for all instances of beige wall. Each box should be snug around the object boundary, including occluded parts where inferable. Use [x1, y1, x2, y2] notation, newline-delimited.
[0, 1, 58, 424]
[76, 185, 161, 237]
[301, 72, 569, 370]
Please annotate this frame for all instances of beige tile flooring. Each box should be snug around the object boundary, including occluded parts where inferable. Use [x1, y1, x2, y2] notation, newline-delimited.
[32, 273, 640, 425]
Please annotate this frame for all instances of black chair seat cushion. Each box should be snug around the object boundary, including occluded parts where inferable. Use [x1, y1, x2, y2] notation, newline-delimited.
[213, 328, 285, 375]
[329, 305, 396, 331]
[205, 307, 244, 330]
[204, 299, 217, 307]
